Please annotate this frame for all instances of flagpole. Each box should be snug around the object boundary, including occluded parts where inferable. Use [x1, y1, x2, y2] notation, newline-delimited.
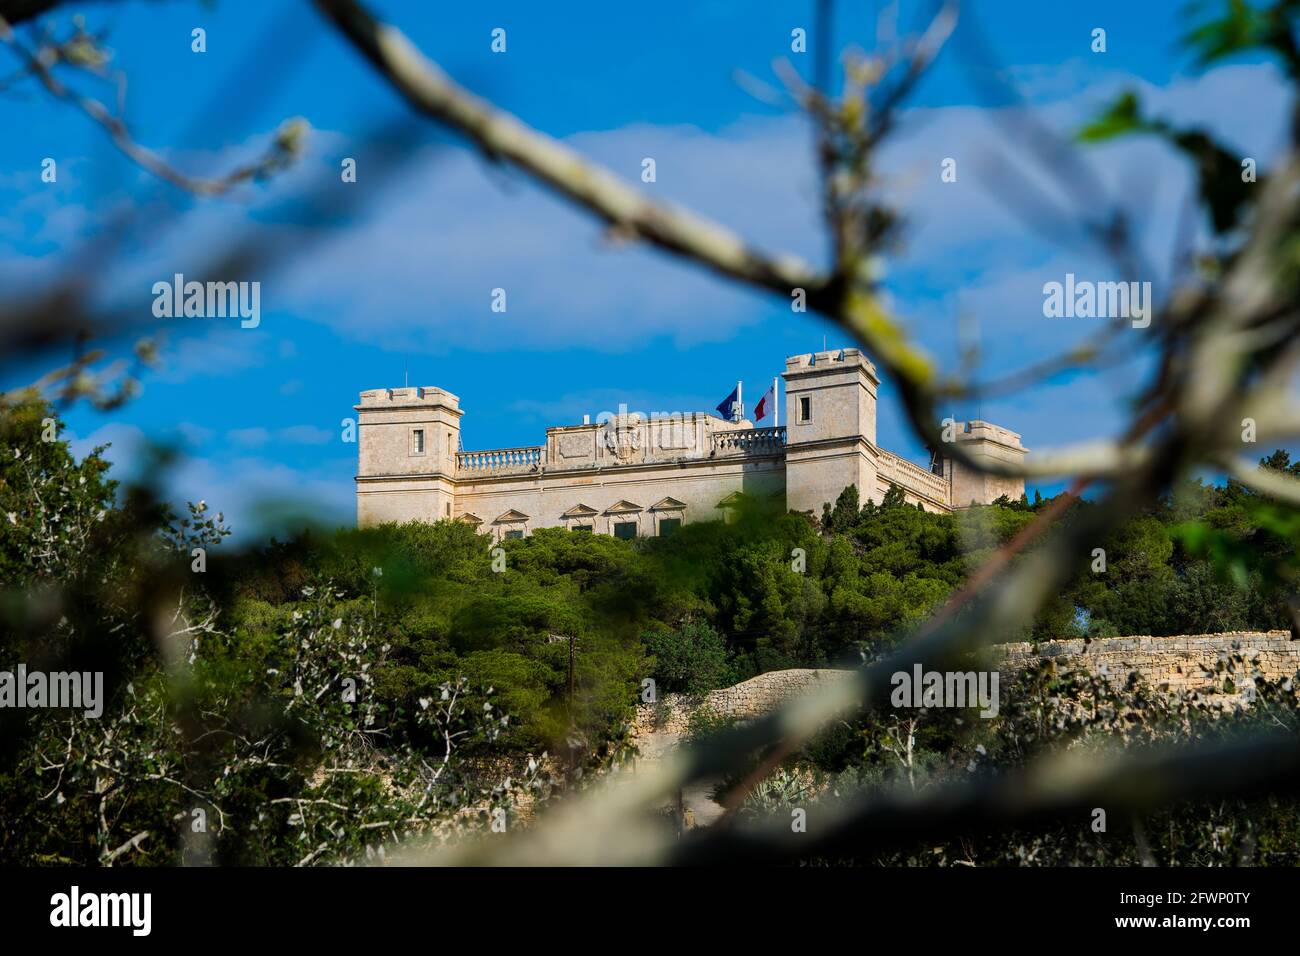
[737, 380, 742, 422]
[773, 376, 779, 428]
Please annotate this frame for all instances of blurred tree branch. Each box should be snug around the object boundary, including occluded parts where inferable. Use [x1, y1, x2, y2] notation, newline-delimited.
[307, 0, 1300, 864]
[3, 0, 1299, 867]
[0, 14, 310, 196]
[313, 0, 1300, 488]
[0, 0, 70, 24]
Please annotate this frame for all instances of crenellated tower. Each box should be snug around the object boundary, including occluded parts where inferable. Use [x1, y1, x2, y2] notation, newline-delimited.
[355, 386, 461, 526]
[940, 420, 1028, 507]
[781, 349, 880, 517]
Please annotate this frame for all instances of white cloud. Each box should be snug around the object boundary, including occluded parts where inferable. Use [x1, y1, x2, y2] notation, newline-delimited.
[174, 422, 215, 447]
[63, 420, 351, 544]
[15, 58, 1292, 523]
[66, 421, 148, 467]
[270, 118, 817, 353]
[151, 325, 270, 385]
[164, 453, 354, 544]
[228, 427, 271, 447]
[24, 59, 1281, 372]
[278, 425, 332, 445]
[507, 387, 724, 424]
[228, 425, 332, 448]
[258, 60, 1287, 369]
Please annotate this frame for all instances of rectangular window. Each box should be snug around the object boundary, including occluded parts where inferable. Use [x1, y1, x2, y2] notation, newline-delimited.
[503, 529, 524, 540]
[572, 524, 593, 533]
[613, 521, 637, 540]
[658, 518, 681, 537]
[798, 396, 811, 422]
[412, 428, 425, 455]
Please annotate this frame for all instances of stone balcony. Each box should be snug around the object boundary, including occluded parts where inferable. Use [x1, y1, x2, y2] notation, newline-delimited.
[456, 445, 543, 476]
[711, 426, 786, 457]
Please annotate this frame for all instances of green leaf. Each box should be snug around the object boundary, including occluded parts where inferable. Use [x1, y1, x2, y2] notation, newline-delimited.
[1077, 91, 1145, 143]
[1182, 0, 1272, 68]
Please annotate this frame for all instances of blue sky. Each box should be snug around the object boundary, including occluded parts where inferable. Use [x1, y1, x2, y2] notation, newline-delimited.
[1, 1, 1290, 540]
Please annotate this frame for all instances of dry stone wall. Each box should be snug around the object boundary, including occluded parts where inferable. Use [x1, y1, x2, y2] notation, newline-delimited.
[990, 630, 1300, 694]
[636, 631, 1300, 736]
[639, 669, 854, 735]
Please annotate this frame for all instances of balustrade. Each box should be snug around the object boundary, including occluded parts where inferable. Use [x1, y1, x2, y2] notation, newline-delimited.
[710, 426, 786, 456]
[456, 446, 543, 475]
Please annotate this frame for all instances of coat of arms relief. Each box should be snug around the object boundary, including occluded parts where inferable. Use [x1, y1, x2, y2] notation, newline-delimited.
[603, 412, 643, 461]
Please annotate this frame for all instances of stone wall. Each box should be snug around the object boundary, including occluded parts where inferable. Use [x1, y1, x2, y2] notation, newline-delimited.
[639, 668, 855, 735]
[636, 631, 1300, 736]
[990, 630, 1300, 695]
[451, 451, 786, 543]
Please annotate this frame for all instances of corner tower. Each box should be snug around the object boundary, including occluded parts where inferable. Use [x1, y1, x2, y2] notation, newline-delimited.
[941, 420, 1028, 507]
[782, 349, 880, 517]
[355, 386, 461, 527]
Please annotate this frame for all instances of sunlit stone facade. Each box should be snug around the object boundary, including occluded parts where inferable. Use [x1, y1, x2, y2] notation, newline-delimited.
[355, 350, 1028, 541]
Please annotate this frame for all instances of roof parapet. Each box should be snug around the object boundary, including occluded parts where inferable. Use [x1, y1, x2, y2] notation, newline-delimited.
[953, 419, 1024, 450]
[784, 348, 878, 379]
[357, 386, 460, 410]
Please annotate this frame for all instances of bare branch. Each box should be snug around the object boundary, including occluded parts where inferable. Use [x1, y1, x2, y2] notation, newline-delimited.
[313, 0, 828, 299]
[0, 15, 308, 196]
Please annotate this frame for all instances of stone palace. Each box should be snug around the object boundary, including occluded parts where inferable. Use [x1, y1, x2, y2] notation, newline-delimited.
[355, 348, 1028, 542]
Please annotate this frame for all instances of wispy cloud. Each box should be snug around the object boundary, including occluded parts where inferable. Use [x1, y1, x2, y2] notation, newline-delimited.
[228, 424, 331, 447]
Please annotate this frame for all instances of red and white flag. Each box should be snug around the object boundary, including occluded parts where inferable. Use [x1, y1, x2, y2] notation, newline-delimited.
[754, 381, 777, 423]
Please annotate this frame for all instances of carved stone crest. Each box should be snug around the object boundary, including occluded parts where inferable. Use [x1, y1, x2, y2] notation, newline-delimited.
[603, 412, 642, 461]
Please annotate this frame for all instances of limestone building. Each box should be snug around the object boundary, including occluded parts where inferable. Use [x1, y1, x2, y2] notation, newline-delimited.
[355, 349, 1028, 541]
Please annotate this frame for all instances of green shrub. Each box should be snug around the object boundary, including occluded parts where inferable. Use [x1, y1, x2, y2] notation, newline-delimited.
[643, 620, 734, 695]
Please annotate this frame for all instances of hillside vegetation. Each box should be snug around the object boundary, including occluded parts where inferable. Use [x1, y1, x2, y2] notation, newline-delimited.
[3, 398, 1298, 864]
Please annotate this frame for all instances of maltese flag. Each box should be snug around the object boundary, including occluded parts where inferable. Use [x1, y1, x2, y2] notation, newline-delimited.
[754, 380, 777, 424]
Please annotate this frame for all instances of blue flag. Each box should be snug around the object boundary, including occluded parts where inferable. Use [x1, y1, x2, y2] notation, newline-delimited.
[715, 385, 739, 420]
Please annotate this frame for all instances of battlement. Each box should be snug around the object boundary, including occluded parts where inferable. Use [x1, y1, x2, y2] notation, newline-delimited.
[944, 419, 1029, 507]
[784, 348, 878, 379]
[955, 419, 1023, 450]
[357, 386, 460, 410]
